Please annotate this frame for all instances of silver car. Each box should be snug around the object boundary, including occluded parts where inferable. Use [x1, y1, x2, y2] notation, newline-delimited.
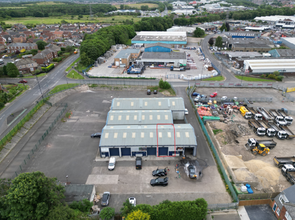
[101, 192, 111, 207]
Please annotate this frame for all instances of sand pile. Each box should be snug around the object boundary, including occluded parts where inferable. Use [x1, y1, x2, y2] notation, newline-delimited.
[224, 155, 247, 169]
[245, 160, 280, 189]
[234, 168, 259, 182]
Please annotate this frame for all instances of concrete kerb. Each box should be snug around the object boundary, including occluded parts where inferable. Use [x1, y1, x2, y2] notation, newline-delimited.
[0, 104, 51, 168]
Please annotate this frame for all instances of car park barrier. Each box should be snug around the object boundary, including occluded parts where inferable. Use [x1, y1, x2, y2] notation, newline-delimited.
[187, 86, 239, 203]
[13, 103, 68, 178]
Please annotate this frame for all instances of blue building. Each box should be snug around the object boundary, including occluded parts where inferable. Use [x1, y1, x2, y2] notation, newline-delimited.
[144, 43, 172, 52]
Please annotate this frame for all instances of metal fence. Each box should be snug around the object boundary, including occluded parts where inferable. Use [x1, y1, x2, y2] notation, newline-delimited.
[13, 103, 68, 178]
[208, 202, 239, 211]
[80, 79, 159, 86]
[187, 86, 239, 203]
[215, 53, 243, 75]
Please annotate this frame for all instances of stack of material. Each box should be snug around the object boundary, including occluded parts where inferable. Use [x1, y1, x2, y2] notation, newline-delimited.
[187, 56, 197, 69]
[197, 106, 212, 118]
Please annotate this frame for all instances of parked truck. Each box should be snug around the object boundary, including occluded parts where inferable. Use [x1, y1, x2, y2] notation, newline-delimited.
[278, 108, 293, 125]
[269, 109, 287, 126]
[245, 138, 277, 149]
[240, 106, 252, 119]
[170, 66, 185, 71]
[248, 120, 266, 136]
[280, 125, 295, 139]
[268, 122, 288, 139]
[257, 107, 274, 122]
[281, 164, 295, 185]
[246, 107, 262, 120]
[127, 65, 144, 74]
[273, 156, 295, 168]
[258, 120, 276, 137]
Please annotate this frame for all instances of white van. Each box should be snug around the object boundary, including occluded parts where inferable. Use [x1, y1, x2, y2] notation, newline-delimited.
[108, 157, 116, 171]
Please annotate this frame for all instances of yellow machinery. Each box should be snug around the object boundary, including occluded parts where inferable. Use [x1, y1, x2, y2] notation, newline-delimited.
[251, 144, 270, 156]
[240, 106, 252, 119]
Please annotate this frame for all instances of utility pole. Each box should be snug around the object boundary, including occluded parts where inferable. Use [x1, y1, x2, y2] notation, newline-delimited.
[35, 75, 43, 99]
[89, 4, 93, 20]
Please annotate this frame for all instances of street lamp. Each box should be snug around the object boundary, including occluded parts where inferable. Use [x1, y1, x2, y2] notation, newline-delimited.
[35, 74, 43, 99]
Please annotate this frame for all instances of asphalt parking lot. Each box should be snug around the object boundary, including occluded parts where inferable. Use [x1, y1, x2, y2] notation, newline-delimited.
[22, 87, 231, 212]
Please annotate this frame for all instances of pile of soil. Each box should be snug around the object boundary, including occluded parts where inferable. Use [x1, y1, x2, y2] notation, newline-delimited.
[234, 168, 259, 183]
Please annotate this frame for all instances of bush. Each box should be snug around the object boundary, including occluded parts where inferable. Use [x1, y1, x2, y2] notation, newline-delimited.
[260, 74, 266, 78]
[53, 57, 62, 62]
[159, 79, 171, 89]
[58, 51, 63, 56]
[267, 74, 276, 79]
[41, 64, 55, 73]
[275, 75, 284, 81]
[61, 47, 66, 52]
[0, 102, 4, 108]
[273, 71, 280, 76]
[69, 199, 93, 212]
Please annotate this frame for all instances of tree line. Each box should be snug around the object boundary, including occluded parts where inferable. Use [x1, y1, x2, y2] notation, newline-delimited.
[133, 16, 173, 31]
[0, 3, 116, 18]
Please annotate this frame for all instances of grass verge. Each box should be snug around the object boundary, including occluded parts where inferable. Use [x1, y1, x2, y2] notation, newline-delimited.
[147, 86, 176, 96]
[88, 76, 156, 80]
[66, 57, 81, 72]
[23, 73, 47, 78]
[49, 83, 79, 95]
[67, 70, 84, 79]
[202, 75, 225, 81]
[235, 75, 274, 82]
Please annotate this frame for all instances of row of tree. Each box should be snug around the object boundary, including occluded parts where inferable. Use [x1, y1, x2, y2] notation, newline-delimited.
[133, 16, 174, 31]
[80, 25, 136, 66]
[0, 3, 116, 18]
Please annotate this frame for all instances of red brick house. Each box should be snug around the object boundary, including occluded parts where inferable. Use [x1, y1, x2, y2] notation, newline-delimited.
[12, 34, 26, 43]
[7, 43, 37, 53]
[24, 31, 34, 38]
[15, 58, 38, 74]
[0, 36, 6, 45]
[54, 31, 63, 38]
[32, 48, 57, 65]
[271, 185, 295, 220]
[62, 31, 72, 39]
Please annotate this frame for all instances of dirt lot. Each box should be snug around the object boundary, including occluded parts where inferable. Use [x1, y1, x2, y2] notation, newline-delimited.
[208, 111, 294, 193]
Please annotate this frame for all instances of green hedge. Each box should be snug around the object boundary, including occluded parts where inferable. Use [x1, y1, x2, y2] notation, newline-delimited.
[53, 57, 62, 62]
[41, 64, 55, 73]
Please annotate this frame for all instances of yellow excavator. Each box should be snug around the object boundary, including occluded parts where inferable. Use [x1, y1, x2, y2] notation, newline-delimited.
[250, 144, 270, 156]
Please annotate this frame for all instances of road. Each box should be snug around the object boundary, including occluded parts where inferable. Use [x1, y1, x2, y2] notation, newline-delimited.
[0, 54, 80, 135]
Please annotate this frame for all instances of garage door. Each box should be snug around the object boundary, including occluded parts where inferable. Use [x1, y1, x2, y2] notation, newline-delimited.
[109, 148, 119, 156]
[101, 152, 109, 157]
[121, 148, 131, 156]
[147, 147, 156, 156]
[132, 152, 146, 157]
[158, 147, 168, 156]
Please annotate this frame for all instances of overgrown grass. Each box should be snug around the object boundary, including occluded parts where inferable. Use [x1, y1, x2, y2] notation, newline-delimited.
[235, 75, 274, 82]
[77, 63, 88, 73]
[67, 70, 84, 79]
[202, 75, 225, 81]
[0, 85, 29, 111]
[23, 73, 47, 78]
[213, 129, 223, 135]
[66, 57, 81, 72]
[49, 83, 79, 94]
[147, 86, 176, 96]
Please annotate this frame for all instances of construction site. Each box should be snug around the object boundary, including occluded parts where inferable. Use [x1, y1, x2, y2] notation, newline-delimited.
[191, 88, 295, 195]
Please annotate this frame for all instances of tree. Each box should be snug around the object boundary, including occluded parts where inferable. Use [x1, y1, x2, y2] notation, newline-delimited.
[208, 38, 214, 46]
[120, 4, 124, 9]
[215, 36, 223, 48]
[193, 27, 205, 37]
[99, 207, 115, 220]
[69, 199, 93, 212]
[81, 52, 92, 66]
[36, 40, 47, 50]
[120, 199, 135, 218]
[141, 5, 149, 11]
[3, 65, 7, 75]
[273, 71, 280, 76]
[45, 204, 78, 220]
[65, 46, 74, 53]
[225, 22, 230, 31]
[126, 210, 150, 220]
[220, 23, 227, 32]
[2, 171, 65, 220]
[6, 63, 19, 77]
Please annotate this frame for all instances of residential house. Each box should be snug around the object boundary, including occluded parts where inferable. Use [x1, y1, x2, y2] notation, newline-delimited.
[12, 34, 26, 43]
[0, 45, 5, 53]
[45, 44, 61, 52]
[7, 43, 37, 53]
[39, 35, 49, 42]
[272, 185, 295, 220]
[62, 31, 72, 39]
[32, 48, 57, 65]
[15, 58, 38, 74]
[24, 31, 34, 38]
[2, 35, 12, 44]
[0, 36, 6, 45]
[54, 31, 63, 39]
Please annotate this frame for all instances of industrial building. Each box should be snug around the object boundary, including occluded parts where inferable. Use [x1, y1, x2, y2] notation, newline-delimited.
[226, 52, 262, 60]
[114, 49, 140, 67]
[268, 49, 295, 58]
[144, 43, 172, 52]
[224, 31, 257, 38]
[131, 31, 187, 46]
[281, 38, 295, 50]
[110, 97, 185, 120]
[106, 110, 173, 125]
[99, 124, 197, 157]
[228, 38, 274, 52]
[139, 51, 187, 66]
[244, 59, 295, 74]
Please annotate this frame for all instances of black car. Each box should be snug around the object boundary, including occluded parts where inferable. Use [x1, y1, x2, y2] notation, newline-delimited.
[152, 168, 167, 177]
[153, 90, 157, 94]
[150, 177, 168, 186]
[91, 132, 101, 138]
[147, 89, 151, 95]
[101, 192, 110, 207]
[188, 165, 197, 179]
[135, 157, 142, 170]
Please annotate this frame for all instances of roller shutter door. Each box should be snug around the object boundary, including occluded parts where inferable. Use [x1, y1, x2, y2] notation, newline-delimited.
[158, 147, 168, 156]
[121, 148, 131, 156]
[109, 148, 119, 156]
[147, 147, 156, 156]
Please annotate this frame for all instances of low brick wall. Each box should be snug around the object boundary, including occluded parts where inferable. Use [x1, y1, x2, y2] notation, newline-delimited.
[239, 199, 273, 206]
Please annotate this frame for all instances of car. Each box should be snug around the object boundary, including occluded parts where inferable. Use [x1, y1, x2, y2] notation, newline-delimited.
[188, 165, 197, 179]
[221, 96, 227, 101]
[192, 92, 200, 96]
[200, 94, 207, 99]
[185, 108, 189, 115]
[147, 89, 151, 95]
[129, 197, 136, 206]
[153, 90, 157, 94]
[152, 168, 167, 177]
[150, 177, 168, 186]
[210, 92, 217, 98]
[135, 157, 142, 170]
[194, 95, 201, 102]
[101, 192, 111, 207]
[18, 80, 27, 83]
[91, 132, 101, 138]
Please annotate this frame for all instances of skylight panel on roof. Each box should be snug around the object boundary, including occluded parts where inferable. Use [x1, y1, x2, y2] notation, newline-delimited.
[158, 132, 162, 138]
[167, 132, 171, 138]
[126, 115, 129, 120]
[132, 132, 136, 138]
[114, 133, 118, 138]
[185, 132, 189, 138]
[141, 132, 144, 138]
[165, 115, 168, 120]
[176, 132, 180, 138]
[150, 132, 153, 138]
[149, 115, 153, 120]
[105, 133, 109, 138]
[158, 102, 161, 106]
[118, 116, 122, 121]
[134, 115, 137, 120]
[142, 115, 145, 120]
[131, 102, 134, 106]
[110, 116, 114, 121]
[145, 102, 148, 106]
[172, 101, 175, 106]
[123, 132, 127, 138]
[157, 115, 160, 120]
[117, 102, 120, 106]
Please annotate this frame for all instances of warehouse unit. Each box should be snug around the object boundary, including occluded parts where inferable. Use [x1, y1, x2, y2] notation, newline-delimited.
[99, 124, 197, 157]
[110, 97, 185, 120]
[144, 43, 172, 53]
[139, 51, 187, 66]
[281, 38, 295, 50]
[244, 59, 295, 74]
[114, 49, 141, 67]
[106, 110, 173, 125]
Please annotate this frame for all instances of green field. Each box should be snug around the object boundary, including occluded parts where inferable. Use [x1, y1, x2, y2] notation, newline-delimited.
[23, 1, 65, 6]
[0, 7, 27, 9]
[3, 15, 141, 25]
[114, 3, 158, 9]
[202, 75, 225, 81]
[235, 75, 274, 82]
[50, 83, 79, 94]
